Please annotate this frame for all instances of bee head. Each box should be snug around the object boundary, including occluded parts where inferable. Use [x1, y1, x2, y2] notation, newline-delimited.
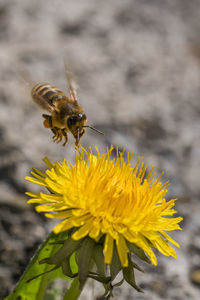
[67, 113, 87, 142]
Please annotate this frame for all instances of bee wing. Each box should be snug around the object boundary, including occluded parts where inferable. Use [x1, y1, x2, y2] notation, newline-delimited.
[19, 70, 35, 90]
[64, 61, 78, 103]
[31, 91, 55, 113]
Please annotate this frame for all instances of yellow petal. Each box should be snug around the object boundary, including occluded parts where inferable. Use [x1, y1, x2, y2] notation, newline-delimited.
[43, 156, 54, 168]
[35, 204, 69, 213]
[32, 168, 46, 177]
[27, 199, 43, 204]
[160, 231, 180, 248]
[116, 234, 129, 267]
[25, 176, 46, 186]
[72, 219, 94, 240]
[40, 193, 64, 203]
[25, 192, 39, 198]
[44, 210, 73, 218]
[104, 234, 114, 264]
[53, 218, 74, 233]
[30, 171, 44, 181]
[89, 226, 100, 239]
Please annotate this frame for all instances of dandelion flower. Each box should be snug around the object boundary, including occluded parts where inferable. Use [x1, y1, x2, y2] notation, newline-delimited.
[25, 146, 182, 292]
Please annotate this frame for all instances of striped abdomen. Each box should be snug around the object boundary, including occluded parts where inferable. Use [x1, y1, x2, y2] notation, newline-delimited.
[31, 83, 68, 111]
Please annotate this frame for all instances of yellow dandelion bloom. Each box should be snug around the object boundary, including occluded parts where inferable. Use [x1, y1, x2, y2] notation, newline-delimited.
[25, 146, 182, 267]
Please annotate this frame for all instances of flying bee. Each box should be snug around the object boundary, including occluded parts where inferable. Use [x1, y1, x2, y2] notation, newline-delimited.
[30, 69, 104, 146]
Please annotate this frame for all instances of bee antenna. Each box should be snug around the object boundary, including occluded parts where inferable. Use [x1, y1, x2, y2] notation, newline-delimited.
[83, 126, 104, 135]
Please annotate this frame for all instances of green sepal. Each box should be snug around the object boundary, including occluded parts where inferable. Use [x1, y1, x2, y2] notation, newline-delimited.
[127, 241, 151, 264]
[110, 243, 122, 280]
[122, 255, 143, 292]
[92, 244, 106, 277]
[61, 256, 77, 278]
[112, 278, 124, 287]
[88, 272, 111, 284]
[78, 237, 95, 290]
[40, 236, 82, 265]
[131, 259, 144, 272]
[96, 279, 124, 299]
[92, 245, 113, 299]
[75, 249, 79, 265]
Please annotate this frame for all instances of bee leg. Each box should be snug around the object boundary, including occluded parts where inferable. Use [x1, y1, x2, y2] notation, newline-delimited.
[61, 129, 68, 146]
[75, 139, 79, 147]
[75, 135, 80, 147]
[74, 130, 80, 147]
[43, 114, 53, 128]
[51, 127, 60, 143]
[56, 129, 63, 143]
[74, 128, 85, 147]
[52, 128, 63, 144]
[79, 129, 86, 139]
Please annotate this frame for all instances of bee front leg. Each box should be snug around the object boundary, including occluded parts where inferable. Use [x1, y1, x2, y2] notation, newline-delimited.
[79, 129, 86, 139]
[74, 129, 85, 147]
[74, 131, 79, 147]
[75, 139, 79, 147]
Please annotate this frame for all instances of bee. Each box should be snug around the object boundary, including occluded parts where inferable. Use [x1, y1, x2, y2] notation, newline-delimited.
[30, 69, 104, 146]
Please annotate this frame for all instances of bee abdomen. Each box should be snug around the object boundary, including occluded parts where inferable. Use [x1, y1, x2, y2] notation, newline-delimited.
[31, 83, 67, 106]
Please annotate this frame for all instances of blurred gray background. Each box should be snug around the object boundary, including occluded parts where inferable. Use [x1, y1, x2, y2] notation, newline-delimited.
[0, 0, 200, 299]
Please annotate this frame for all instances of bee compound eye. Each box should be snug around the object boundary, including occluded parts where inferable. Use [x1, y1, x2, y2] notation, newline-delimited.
[67, 116, 78, 127]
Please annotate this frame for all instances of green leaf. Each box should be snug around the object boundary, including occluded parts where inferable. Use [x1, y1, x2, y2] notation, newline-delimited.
[5, 231, 71, 300]
[40, 236, 82, 265]
[47, 264, 72, 283]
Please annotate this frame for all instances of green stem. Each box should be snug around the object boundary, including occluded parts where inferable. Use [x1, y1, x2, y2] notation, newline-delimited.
[63, 277, 82, 300]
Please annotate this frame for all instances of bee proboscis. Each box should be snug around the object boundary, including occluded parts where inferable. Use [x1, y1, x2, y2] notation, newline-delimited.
[30, 68, 104, 146]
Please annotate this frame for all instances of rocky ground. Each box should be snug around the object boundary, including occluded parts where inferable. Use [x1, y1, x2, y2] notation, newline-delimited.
[0, 0, 200, 299]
